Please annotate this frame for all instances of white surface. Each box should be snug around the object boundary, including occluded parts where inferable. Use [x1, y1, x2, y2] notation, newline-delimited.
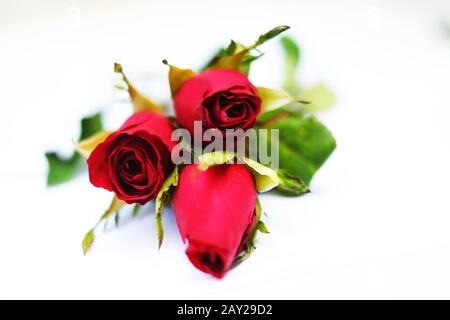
[1, 0, 450, 299]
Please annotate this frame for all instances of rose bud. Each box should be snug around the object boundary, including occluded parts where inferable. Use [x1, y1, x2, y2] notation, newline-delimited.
[174, 69, 261, 136]
[173, 164, 257, 278]
[87, 111, 176, 205]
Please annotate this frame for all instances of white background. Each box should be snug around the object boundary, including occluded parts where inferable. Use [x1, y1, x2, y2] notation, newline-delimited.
[1, 0, 450, 299]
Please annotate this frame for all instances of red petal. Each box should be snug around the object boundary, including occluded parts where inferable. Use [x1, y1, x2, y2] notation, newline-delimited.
[173, 164, 257, 278]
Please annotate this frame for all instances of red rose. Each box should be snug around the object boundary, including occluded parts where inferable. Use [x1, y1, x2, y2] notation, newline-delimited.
[87, 111, 176, 205]
[173, 164, 257, 278]
[174, 69, 261, 136]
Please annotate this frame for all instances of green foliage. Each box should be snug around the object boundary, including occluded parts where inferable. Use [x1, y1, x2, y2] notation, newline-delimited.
[132, 204, 142, 218]
[281, 36, 301, 94]
[201, 25, 290, 74]
[254, 25, 290, 48]
[261, 113, 336, 186]
[45, 112, 103, 186]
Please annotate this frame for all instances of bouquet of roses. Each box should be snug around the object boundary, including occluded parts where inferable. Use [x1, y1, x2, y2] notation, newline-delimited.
[46, 26, 336, 278]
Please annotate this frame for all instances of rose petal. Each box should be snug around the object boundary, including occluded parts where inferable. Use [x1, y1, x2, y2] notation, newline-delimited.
[173, 164, 257, 278]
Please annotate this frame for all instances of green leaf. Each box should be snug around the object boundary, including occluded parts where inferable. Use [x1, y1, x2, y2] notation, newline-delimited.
[45, 152, 84, 186]
[237, 52, 263, 75]
[256, 107, 289, 126]
[276, 169, 310, 196]
[114, 212, 120, 229]
[254, 25, 290, 48]
[79, 112, 103, 140]
[261, 113, 336, 185]
[203, 26, 289, 74]
[82, 229, 95, 256]
[155, 167, 179, 248]
[279, 36, 335, 112]
[226, 40, 237, 55]
[281, 36, 301, 94]
[46, 112, 103, 186]
[200, 48, 227, 71]
[132, 204, 142, 218]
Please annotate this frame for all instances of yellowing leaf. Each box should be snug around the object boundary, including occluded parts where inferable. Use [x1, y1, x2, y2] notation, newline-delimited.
[162, 60, 196, 97]
[100, 196, 125, 220]
[198, 151, 280, 193]
[257, 87, 294, 112]
[82, 229, 95, 256]
[242, 157, 281, 192]
[75, 130, 112, 157]
[279, 37, 335, 113]
[298, 83, 336, 112]
[114, 63, 163, 113]
[198, 151, 236, 170]
[208, 50, 248, 71]
[155, 167, 179, 248]
[257, 87, 312, 115]
[81, 195, 125, 255]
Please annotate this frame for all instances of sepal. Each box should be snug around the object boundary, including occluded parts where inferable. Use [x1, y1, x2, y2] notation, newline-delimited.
[204, 25, 290, 74]
[81, 196, 125, 255]
[114, 63, 164, 113]
[257, 87, 310, 114]
[233, 198, 268, 267]
[162, 60, 196, 97]
[198, 151, 281, 193]
[155, 166, 179, 248]
[277, 169, 310, 196]
[75, 130, 112, 157]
